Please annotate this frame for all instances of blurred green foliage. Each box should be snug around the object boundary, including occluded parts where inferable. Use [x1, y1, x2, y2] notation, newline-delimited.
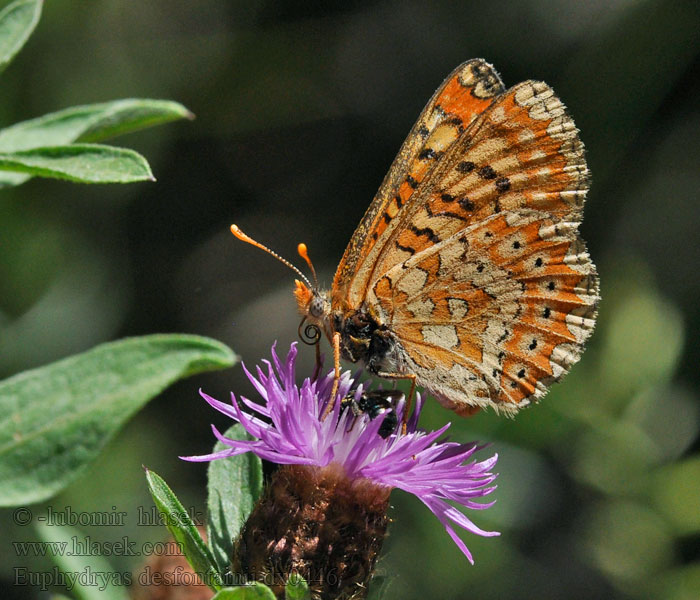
[0, 1, 698, 599]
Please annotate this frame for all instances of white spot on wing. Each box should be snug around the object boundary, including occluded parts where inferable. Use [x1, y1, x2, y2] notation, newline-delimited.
[447, 298, 469, 320]
[396, 268, 428, 297]
[406, 297, 435, 320]
[422, 324, 459, 349]
[518, 128, 536, 144]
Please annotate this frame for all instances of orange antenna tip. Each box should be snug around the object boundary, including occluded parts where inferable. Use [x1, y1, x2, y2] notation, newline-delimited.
[231, 224, 273, 254]
[229, 224, 313, 289]
[297, 242, 318, 287]
[230, 224, 252, 244]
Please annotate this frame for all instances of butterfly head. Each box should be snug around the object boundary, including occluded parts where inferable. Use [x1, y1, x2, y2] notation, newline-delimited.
[294, 279, 329, 320]
[230, 224, 331, 342]
[294, 242, 333, 345]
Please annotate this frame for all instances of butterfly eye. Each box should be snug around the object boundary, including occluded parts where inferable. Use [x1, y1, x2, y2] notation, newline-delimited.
[309, 295, 326, 318]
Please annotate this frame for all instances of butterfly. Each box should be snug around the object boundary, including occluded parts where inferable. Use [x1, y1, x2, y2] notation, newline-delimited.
[232, 59, 599, 419]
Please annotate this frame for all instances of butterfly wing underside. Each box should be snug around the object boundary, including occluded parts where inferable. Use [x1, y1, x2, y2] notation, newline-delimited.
[332, 60, 598, 415]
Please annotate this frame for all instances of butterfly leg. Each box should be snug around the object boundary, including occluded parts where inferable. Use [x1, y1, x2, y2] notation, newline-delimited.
[311, 340, 322, 381]
[376, 371, 416, 434]
[321, 331, 342, 420]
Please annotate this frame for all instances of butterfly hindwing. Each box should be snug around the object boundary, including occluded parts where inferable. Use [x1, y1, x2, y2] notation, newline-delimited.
[369, 210, 598, 414]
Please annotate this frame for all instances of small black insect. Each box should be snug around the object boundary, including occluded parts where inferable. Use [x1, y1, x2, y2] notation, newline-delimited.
[341, 389, 402, 438]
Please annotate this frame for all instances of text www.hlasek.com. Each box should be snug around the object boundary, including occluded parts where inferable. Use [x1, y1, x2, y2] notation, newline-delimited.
[13, 537, 183, 557]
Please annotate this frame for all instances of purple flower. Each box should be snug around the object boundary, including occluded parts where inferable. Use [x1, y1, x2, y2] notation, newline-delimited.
[183, 342, 499, 564]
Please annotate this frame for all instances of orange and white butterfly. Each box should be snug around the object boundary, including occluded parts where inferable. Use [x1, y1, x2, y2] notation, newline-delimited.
[232, 59, 599, 418]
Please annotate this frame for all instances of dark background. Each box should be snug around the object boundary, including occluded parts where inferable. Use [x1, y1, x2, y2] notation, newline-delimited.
[1, 1, 699, 598]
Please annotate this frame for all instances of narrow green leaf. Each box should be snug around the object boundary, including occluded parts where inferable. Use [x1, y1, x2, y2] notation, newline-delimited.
[0, 99, 193, 152]
[0, 144, 154, 183]
[145, 469, 223, 592]
[207, 424, 263, 575]
[211, 583, 277, 599]
[35, 522, 129, 600]
[0, 0, 42, 74]
[0, 334, 237, 506]
[285, 573, 311, 600]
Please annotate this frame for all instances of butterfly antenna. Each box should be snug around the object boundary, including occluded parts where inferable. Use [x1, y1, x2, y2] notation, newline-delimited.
[230, 224, 313, 288]
[297, 243, 319, 289]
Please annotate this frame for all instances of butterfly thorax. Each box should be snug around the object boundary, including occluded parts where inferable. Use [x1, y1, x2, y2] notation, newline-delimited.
[333, 308, 401, 375]
[296, 280, 401, 375]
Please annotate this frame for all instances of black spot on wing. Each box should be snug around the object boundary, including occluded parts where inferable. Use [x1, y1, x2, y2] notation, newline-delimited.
[426, 202, 468, 221]
[478, 165, 497, 179]
[458, 197, 475, 211]
[395, 241, 415, 255]
[410, 225, 441, 244]
[495, 176, 511, 192]
[456, 161, 475, 174]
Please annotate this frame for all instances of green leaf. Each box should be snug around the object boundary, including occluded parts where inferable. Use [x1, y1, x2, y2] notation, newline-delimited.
[0, 99, 193, 152]
[285, 573, 311, 600]
[145, 469, 223, 592]
[0, 334, 237, 506]
[0, 144, 154, 184]
[207, 424, 263, 575]
[0, 0, 42, 74]
[35, 522, 129, 600]
[0, 99, 192, 187]
[211, 583, 277, 599]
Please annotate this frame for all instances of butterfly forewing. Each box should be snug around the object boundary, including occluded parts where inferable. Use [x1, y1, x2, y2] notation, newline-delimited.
[370, 80, 589, 287]
[333, 59, 505, 309]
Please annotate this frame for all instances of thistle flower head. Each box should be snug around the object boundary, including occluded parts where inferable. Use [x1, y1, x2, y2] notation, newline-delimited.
[184, 343, 499, 564]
